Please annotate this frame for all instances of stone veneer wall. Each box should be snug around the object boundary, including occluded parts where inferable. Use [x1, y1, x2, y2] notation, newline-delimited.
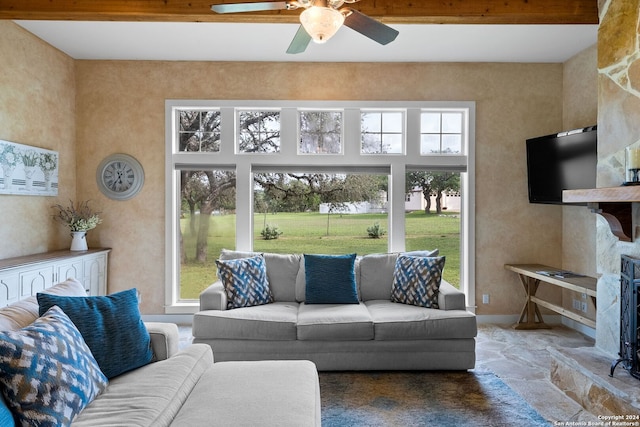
[595, 0, 640, 357]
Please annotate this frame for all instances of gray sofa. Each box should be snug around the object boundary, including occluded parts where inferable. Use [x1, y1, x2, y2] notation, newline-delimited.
[0, 279, 321, 426]
[193, 251, 477, 371]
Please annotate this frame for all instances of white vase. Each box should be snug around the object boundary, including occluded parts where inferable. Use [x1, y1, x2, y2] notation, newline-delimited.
[70, 231, 88, 251]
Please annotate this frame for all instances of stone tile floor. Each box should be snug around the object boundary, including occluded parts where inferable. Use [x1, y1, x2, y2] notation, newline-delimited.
[179, 323, 609, 424]
[475, 324, 601, 424]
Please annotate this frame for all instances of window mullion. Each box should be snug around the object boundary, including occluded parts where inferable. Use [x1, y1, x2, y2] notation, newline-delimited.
[344, 108, 361, 158]
[235, 161, 253, 251]
[406, 109, 421, 159]
[389, 162, 406, 252]
[220, 107, 236, 155]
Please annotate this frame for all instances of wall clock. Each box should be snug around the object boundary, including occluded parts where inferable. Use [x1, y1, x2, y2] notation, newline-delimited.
[96, 153, 144, 200]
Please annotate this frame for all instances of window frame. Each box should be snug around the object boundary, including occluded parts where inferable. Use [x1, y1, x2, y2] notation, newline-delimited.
[165, 100, 476, 314]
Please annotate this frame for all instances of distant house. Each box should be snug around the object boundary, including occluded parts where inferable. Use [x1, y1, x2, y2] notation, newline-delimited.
[405, 188, 461, 213]
[319, 189, 460, 214]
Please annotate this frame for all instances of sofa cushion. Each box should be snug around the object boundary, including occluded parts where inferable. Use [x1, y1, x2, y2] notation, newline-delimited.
[0, 278, 87, 332]
[220, 250, 301, 302]
[37, 288, 153, 379]
[359, 250, 438, 301]
[170, 360, 320, 427]
[297, 302, 373, 340]
[391, 255, 445, 308]
[216, 255, 274, 309]
[73, 344, 214, 427]
[0, 306, 107, 425]
[193, 302, 299, 340]
[366, 300, 477, 340]
[262, 252, 301, 302]
[304, 253, 358, 304]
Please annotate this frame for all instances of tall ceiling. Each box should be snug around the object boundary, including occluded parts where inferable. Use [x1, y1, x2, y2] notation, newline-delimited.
[3, 0, 599, 62]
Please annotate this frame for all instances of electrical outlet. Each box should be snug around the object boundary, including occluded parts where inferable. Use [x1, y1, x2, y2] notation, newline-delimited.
[572, 299, 581, 310]
[482, 294, 489, 304]
[581, 301, 588, 313]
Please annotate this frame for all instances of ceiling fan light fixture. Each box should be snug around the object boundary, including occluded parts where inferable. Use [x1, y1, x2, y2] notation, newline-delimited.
[300, 6, 345, 44]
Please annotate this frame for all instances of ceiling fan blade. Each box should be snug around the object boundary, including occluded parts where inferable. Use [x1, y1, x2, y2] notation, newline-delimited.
[211, 2, 289, 14]
[286, 25, 312, 54]
[343, 9, 399, 45]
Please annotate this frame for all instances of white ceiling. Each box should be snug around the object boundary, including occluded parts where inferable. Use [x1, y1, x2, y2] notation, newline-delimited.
[15, 20, 598, 63]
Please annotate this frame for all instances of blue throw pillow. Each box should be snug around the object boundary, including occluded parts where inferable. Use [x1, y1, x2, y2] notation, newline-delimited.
[391, 255, 446, 308]
[216, 255, 274, 309]
[37, 288, 153, 379]
[304, 253, 358, 304]
[0, 395, 14, 427]
[0, 306, 107, 425]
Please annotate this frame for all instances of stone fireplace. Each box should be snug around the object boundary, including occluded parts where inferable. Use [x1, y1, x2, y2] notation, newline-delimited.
[548, 0, 640, 416]
[595, 0, 640, 362]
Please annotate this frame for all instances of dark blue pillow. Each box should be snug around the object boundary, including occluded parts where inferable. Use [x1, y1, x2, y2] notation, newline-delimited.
[304, 253, 358, 304]
[37, 288, 153, 379]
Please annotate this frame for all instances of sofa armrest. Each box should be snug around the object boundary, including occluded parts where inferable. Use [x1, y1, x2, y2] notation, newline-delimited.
[438, 280, 466, 310]
[145, 322, 179, 361]
[199, 281, 227, 311]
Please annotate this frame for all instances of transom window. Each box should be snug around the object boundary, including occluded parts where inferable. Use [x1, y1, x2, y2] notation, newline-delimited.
[166, 101, 475, 314]
[361, 111, 404, 154]
[178, 109, 221, 152]
[238, 110, 281, 153]
[299, 110, 343, 154]
[420, 110, 465, 154]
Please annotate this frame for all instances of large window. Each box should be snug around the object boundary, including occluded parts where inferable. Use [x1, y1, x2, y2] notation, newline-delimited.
[166, 101, 475, 313]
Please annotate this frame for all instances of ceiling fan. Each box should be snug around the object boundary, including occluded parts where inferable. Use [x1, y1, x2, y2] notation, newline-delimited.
[211, 0, 399, 54]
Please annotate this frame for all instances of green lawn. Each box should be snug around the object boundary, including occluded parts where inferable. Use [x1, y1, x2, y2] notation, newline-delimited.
[180, 211, 460, 299]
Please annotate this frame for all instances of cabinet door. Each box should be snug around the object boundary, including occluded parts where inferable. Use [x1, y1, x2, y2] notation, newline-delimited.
[20, 266, 54, 297]
[83, 255, 106, 296]
[0, 272, 19, 307]
[56, 260, 84, 285]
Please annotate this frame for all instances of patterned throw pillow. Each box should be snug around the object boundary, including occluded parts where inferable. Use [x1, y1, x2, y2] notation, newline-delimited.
[304, 253, 358, 304]
[216, 255, 274, 309]
[390, 255, 446, 308]
[0, 306, 108, 425]
[37, 288, 153, 379]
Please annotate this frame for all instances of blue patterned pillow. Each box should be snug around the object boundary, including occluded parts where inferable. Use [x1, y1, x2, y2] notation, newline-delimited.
[304, 253, 358, 304]
[216, 255, 274, 309]
[391, 255, 446, 308]
[0, 306, 107, 425]
[37, 288, 153, 379]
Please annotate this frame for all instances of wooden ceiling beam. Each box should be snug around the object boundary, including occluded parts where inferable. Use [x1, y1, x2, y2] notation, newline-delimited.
[0, 0, 598, 24]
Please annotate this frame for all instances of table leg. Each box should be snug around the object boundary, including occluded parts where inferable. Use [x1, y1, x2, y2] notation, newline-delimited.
[513, 274, 551, 330]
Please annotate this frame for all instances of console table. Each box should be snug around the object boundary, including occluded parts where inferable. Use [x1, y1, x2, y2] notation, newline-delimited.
[0, 248, 111, 307]
[504, 264, 597, 330]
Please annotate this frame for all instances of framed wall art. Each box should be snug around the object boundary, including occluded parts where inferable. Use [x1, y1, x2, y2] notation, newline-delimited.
[0, 140, 58, 196]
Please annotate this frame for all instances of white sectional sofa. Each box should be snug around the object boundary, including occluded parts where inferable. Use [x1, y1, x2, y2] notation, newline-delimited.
[193, 251, 477, 371]
[0, 279, 321, 426]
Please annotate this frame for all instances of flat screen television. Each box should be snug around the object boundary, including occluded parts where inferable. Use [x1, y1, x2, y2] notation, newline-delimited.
[526, 125, 597, 204]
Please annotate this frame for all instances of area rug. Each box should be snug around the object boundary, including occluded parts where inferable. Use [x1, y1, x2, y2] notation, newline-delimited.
[320, 370, 550, 427]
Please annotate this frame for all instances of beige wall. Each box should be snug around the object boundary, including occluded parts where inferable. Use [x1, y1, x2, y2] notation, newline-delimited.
[3, 19, 593, 317]
[561, 44, 598, 322]
[0, 21, 76, 258]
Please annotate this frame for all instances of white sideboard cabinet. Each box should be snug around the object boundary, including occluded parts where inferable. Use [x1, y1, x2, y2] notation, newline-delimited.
[0, 248, 110, 307]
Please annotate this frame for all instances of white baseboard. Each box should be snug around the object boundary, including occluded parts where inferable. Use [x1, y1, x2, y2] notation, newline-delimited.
[561, 317, 596, 339]
[476, 314, 563, 325]
[142, 314, 193, 325]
